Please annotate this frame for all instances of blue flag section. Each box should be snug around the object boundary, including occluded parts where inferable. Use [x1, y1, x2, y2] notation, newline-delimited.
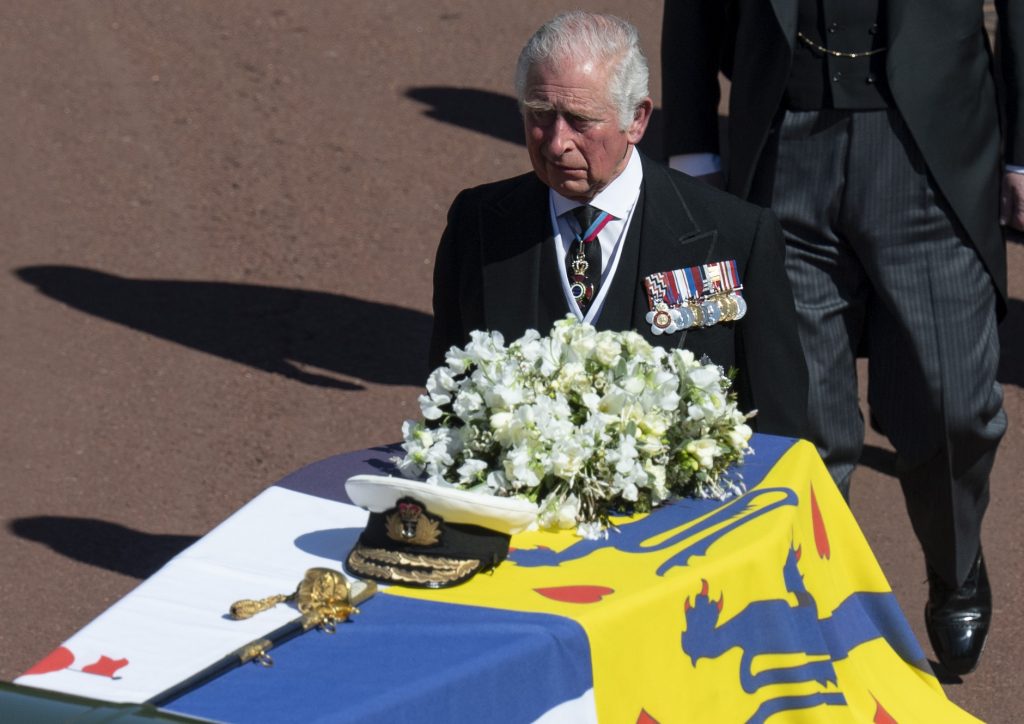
[167, 596, 593, 723]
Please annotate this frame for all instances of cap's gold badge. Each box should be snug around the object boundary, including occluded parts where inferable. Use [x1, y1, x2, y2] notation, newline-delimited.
[386, 499, 441, 546]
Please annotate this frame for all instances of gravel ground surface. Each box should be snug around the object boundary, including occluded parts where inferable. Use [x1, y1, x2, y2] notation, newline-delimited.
[1, 2, 1020, 721]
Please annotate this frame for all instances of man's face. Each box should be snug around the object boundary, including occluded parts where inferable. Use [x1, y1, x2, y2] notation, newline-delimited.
[522, 59, 651, 202]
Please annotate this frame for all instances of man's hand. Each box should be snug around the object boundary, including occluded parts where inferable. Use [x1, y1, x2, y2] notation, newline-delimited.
[1000, 172, 1024, 231]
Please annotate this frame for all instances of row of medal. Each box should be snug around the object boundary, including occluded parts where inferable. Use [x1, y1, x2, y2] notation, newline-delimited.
[643, 261, 747, 335]
[645, 293, 747, 335]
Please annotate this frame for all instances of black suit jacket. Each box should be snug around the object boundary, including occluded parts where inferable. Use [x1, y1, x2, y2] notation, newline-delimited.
[429, 153, 809, 438]
[661, 0, 1017, 308]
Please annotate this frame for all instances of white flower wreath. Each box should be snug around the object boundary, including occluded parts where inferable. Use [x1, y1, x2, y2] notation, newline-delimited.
[398, 317, 753, 537]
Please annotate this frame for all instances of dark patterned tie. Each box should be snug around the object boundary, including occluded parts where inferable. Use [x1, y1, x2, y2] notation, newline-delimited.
[566, 205, 603, 313]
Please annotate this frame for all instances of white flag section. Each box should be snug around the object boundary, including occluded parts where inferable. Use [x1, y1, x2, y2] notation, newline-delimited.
[14, 486, 369, 704]
[534, 690, 599, 724]
[13, 482, 599, 723]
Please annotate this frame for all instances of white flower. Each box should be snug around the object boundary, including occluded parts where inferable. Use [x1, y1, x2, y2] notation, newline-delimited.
[536, 336, 566, 376]
[593, 335, 622, 367]
[513, 329, 543, 362]
[687, 438, 720, 469]
[672, 348, 697, 369]
[581, 391, 602, 413]
[576, 521, 608, 540]
[639, 413, 669, 439]
[620, 330, 648, 357]
[613, 473, 640, 502]
[427, 366, 457, 394]
[485, 377, 525, 410]
[554, 362, 588, 395]
[418, 393, 446, 420]
[599, 386, 628, 415]
[538, 491, 581, 530]
[622, 373, 646, 396]
[728, 423, 753, 451]
[457, 458, 489, 484]
[452, 389, 484, 419]
[645, 461, 668, 498]
[689, 364, 723, 393]
[566, 327, 597, 359]
[549, 438, 588, 478]
[504, 445, 541, 489]
[490, 411, 514, 442]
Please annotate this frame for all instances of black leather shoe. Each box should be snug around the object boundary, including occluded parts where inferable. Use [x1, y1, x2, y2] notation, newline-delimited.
[924, 551, 992, 675]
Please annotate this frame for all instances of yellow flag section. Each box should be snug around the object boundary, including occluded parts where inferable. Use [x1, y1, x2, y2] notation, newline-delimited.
[386, 440, 979, 724]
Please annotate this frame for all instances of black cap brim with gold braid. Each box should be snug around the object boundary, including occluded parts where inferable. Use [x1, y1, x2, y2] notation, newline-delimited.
[343, 475, 538, 589]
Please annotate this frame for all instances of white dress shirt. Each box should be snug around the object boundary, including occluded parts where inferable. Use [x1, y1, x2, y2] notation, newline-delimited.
[548, 149, 644, 323]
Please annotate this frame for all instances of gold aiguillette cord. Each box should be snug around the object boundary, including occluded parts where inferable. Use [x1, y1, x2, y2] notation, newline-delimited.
[146, 568, 377, 707]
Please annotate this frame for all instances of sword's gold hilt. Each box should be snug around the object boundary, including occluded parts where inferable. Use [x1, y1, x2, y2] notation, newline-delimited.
[229, 568, 377, 632]
[230, 594, 290, 620]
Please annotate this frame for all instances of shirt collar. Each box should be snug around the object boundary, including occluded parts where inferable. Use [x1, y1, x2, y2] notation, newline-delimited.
[550, 147, 643, 220]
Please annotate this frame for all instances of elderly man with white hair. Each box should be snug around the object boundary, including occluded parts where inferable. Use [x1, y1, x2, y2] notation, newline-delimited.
[429, 11, 808, 438]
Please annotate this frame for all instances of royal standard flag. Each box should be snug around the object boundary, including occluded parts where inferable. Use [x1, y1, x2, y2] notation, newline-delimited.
[19, 435, 979, 722]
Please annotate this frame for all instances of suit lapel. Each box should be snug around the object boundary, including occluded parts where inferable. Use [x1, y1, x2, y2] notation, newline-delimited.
[884, 0, 908, 48]
[481, 175, 566, 339]
[768, 0, 798, 51]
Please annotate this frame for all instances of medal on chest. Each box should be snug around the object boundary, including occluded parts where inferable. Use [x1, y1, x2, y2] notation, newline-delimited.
[643, 259, 747, 336]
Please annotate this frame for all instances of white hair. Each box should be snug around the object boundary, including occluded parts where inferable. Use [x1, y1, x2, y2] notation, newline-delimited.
[515, 11, 649, 131]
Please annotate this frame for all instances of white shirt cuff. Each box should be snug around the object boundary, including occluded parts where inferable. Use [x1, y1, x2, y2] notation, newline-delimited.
[668, 153, 722, 177]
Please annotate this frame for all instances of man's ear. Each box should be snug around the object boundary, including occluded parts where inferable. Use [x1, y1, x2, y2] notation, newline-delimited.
[626, 98, 654, 144]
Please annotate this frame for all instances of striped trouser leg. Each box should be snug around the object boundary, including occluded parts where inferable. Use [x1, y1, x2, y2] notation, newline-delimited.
[768, 110, 868, 493]
[770, 109, 1005, 587]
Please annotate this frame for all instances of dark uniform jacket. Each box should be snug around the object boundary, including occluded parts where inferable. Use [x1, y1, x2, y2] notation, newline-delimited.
[429, 153, 809, 438]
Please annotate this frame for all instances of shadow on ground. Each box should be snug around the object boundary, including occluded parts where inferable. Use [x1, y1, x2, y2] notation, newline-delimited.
[406, 87, 524, 146]
[404, 85, 666, 159]
[16, 266, 432, 389]
[9, 516, 199, 579]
